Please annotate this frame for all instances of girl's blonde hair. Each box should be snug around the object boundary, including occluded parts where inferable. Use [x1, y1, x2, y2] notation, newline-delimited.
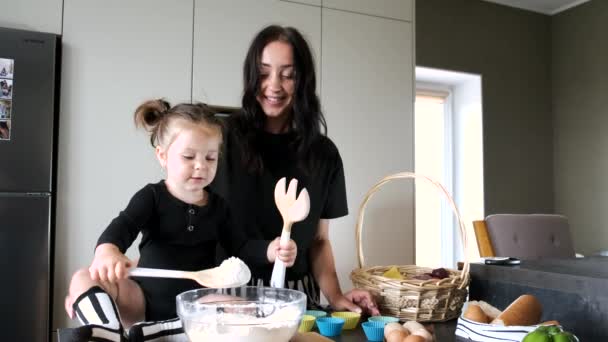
[134, 99, 223, 149]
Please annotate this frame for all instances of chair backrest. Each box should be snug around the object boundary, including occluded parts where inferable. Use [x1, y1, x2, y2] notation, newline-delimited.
[473, 214, 575, 259]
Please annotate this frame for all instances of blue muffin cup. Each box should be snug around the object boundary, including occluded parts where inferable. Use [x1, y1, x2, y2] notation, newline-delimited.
[316, 317, 345, 337]
[369, 315, 400, 324]
[362, 321, 386, 341]
[305, 310, 327, 318]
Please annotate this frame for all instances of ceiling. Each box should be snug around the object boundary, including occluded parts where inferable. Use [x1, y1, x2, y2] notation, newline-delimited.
[481, 0, 590, 15]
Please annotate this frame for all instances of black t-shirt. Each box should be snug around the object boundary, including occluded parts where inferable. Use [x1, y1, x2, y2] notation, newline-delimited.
[97, 180, 268, 320]
[212, 120, 349, 284]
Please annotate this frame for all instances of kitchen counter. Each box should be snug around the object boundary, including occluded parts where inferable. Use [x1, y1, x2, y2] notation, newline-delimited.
[470, 257, 608, 340]
[58, 319, 461, 341]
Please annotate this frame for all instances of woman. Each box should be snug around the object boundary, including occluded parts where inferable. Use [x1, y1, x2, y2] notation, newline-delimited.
[214, 25, 379, 315]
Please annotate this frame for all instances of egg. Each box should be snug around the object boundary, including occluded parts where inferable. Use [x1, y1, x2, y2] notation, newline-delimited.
[403, 320, 425, 334]
[386, 329, 408, 342]
[412, 327, 433, 342]
[384, 322, 406, 339]
[403, 335, 426, 342]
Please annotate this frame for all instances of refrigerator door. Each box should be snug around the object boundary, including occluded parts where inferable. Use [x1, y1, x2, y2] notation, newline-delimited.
[0, 194, 51, 341]
[0, 28, 60, 192]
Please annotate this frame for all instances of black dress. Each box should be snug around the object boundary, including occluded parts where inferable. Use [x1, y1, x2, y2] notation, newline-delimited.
[97, 181, 268, 320]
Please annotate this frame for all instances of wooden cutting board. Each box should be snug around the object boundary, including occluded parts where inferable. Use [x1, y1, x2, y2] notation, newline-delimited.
[291, 332, 334, 342]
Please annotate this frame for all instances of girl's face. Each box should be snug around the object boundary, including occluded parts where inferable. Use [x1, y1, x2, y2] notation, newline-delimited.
[156, 123, 221, 203]
[256, 40, 295, 132]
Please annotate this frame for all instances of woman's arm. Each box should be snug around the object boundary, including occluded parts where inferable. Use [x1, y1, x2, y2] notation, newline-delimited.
[310, 219, 379, 315]
[310, 219, 342, 303]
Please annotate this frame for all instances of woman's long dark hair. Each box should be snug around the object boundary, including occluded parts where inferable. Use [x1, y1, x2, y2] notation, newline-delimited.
[234, 25, 327, 173]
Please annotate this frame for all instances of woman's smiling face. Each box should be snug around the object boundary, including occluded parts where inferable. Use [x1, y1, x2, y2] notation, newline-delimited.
[256, 40, 295, 131]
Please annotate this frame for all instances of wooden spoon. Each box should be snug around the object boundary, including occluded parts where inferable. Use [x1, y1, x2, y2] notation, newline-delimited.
[270, 177, 311, 288]
[129, 258, 251, 288]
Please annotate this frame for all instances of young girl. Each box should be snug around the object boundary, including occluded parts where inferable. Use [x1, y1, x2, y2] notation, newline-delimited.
[63, 99, 297, 342]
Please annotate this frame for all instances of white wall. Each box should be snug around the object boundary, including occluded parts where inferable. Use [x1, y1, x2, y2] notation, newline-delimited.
[453, 77, 484, 262]
[1, 0, 415, 334]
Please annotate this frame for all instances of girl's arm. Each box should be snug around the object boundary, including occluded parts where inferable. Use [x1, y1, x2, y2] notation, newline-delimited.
[97, 185, 155, 252]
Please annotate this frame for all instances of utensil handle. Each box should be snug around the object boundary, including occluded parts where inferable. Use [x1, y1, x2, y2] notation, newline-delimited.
[270, 226, 292, 288]
[129, 267, 188, 279]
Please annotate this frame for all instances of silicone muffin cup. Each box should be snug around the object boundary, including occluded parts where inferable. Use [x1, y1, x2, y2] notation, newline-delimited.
[305, 310, 327, 318]
[368, 315, 400, 324]
[362, 321, 385, 341]
[331, 311, 361, 330]
[315, 317, 345, 337]
[298, 315, 316, 333]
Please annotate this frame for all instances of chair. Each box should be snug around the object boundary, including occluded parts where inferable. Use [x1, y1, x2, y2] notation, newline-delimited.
[473, 214, 576, 259]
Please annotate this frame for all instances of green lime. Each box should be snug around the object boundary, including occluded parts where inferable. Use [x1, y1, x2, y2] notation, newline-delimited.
[535, 326, 551, 333]
[546, 326, 563, 335]
[522, 330, 552, 342]
[552, 332, 579, 342]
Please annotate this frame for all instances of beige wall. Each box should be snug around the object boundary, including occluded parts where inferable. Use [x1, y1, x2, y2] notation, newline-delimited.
[552, 0, 608, 255]
[416, 0, 554, 216]
[417, 0, 607, 255]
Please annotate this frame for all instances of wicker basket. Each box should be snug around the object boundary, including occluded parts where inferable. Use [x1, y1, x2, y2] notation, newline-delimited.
[350, 172, 470, 322]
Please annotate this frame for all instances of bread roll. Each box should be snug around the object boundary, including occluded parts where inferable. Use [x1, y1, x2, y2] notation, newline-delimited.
[539, 320, 560, 326]
[469, 300, 502, 321]
[463, 304, 490, 323]
[491, 295, 542, 326]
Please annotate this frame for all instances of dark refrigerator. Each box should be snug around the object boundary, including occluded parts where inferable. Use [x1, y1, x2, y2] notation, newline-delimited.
[0, 27, 61, 341]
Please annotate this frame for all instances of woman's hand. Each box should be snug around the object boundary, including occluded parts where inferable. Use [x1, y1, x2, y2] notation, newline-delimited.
[330, 289, 380, 316]
[89, 243, 133, 283]
[267, 237, 298, 267]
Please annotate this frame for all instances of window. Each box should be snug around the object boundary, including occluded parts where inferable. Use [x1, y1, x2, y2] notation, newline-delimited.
[415, 88, 453, 268]
[415, 66, 484, 268]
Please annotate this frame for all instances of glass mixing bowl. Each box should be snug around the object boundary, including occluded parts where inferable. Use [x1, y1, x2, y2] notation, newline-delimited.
[176, 286, 306, 342]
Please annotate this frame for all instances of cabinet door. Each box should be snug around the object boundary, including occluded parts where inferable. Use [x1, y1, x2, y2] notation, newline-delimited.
[0, 0, 63, 34]
[280, 0, 320, 6]
[321, 9, 414, 281]
[57, 0, 193, 330]
[323, 0, 413, 21]
[193, 0, 321, 106]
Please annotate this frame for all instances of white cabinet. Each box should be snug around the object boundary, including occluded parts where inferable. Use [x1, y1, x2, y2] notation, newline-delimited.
[280, 0, 321, 6]
[193, 0, 321, 106]
[323, 0, 413, 21]
[55, 0, 193, 329]
[0, 0, 63, 34]
[321, 8, 414, 285]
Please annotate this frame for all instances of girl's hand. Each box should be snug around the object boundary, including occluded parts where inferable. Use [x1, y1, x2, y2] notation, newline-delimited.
[89, 243, 133, 283]
[330, 289, 380, 316]
[267, 237, 298, 267]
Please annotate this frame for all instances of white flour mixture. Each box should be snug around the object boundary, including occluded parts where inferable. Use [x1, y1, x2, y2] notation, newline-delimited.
[183, 305, 300, 342]
[213, 257, 250, 287]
